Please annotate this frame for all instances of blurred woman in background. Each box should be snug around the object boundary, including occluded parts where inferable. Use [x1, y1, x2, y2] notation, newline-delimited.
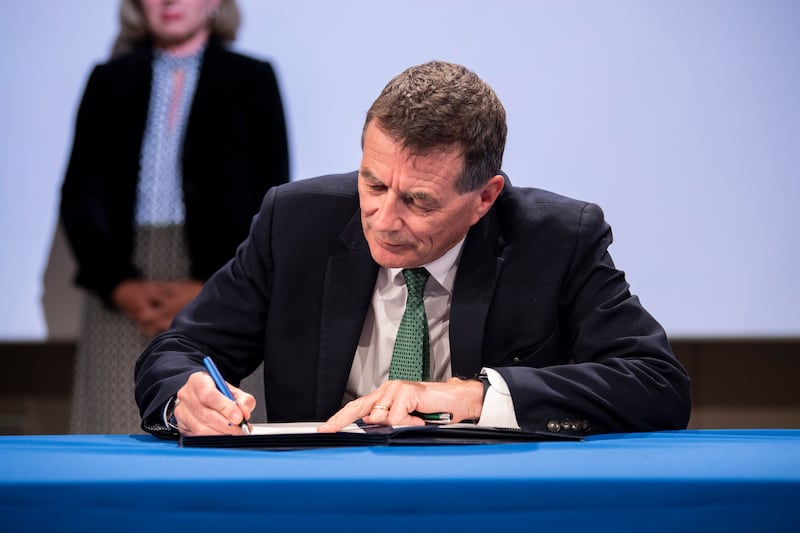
[61, 0, 288, 433]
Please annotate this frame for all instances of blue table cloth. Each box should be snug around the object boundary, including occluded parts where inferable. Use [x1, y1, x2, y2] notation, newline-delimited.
[1, 430, 798, 532]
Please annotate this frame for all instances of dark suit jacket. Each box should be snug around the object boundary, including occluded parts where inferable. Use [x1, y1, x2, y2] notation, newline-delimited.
[60, 40, 289, 305]
[135, 173, 691, 437]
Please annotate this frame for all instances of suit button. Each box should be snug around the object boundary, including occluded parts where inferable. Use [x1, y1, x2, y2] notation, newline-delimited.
[512, 356, 520, 363]
[547, 420, 561, 432]
[581, 420, 591, 432]
[561, 418, 572, 431]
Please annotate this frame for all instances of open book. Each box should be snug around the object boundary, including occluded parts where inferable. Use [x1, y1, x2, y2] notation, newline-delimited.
[178, 421, 580, 450]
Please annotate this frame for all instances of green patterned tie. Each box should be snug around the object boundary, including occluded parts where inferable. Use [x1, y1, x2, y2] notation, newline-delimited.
[389, 268, 431, 381]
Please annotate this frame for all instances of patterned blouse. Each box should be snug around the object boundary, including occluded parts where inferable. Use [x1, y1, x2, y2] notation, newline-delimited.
[135, 47, 203, 226]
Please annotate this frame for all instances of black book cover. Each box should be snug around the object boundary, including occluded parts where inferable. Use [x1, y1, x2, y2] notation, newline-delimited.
[178, 423, 580, 450]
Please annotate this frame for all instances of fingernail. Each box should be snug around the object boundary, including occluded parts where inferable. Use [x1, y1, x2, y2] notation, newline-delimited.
[318, 424, 329, 432]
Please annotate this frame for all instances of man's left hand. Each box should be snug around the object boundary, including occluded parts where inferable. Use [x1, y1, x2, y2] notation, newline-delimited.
[318, 377, 483, 432]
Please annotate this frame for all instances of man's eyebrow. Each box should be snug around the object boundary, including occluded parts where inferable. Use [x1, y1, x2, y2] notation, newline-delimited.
[359, 168, 382, 184]
[360, 167, 438, 205]
[408, 190, 436, 204]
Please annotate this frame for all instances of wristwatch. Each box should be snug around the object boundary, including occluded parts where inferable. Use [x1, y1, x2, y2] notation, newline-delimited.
[163, 395, 179, 430]
[474, 371, 491, 401]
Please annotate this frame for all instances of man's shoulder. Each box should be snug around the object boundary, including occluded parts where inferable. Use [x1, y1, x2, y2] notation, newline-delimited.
[265, 172, 360, 219]
[260, 172, 361, 244]
[276, 171, 360, 198]
[498, 183, 600, 218]
[490, 182, 608, 244]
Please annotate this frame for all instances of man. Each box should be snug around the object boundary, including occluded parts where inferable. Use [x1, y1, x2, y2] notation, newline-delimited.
[135, 61, 691, 438]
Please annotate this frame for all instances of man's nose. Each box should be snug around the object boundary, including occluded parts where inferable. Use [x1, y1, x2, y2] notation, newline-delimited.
[370, 196, 403, 232]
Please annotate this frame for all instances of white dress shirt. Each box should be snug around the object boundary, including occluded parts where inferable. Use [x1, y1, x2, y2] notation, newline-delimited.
[345, 239, 520, 429]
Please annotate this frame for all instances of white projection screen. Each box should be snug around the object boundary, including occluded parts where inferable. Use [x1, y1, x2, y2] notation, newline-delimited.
[1, 1, 798, 340]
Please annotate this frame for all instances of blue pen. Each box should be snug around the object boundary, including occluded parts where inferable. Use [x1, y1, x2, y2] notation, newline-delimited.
[202, 356, 250, 435]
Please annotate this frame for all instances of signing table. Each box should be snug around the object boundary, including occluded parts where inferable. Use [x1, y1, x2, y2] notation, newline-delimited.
[1, 430, 798, 532]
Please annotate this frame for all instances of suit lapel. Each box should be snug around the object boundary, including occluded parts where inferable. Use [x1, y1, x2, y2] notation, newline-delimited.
[316, 213, 379, 418]
[450, 209, 506, 377]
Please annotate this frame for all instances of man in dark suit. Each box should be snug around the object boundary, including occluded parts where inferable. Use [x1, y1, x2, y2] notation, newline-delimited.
[135, 61, 690, 438]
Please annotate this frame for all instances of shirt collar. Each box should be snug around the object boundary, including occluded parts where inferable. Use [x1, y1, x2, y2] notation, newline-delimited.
[387, 237, 466, 294]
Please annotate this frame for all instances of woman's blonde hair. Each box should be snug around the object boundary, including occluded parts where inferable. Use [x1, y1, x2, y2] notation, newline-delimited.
[111, 0, 240, 58]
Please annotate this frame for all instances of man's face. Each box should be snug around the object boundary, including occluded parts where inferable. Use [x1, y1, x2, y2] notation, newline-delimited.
[358, 122, 501, 268]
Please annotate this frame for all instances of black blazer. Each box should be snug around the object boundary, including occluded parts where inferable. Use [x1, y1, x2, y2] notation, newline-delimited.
[135, 173, 691, 437]
[60, 40, 289, 305]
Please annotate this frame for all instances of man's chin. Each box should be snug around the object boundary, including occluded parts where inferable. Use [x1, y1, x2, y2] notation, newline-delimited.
[367, 244, 420, 269]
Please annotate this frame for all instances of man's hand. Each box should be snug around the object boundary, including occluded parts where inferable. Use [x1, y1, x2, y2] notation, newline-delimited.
[172, 371, 256, 435]
[318, 377, 484, 432]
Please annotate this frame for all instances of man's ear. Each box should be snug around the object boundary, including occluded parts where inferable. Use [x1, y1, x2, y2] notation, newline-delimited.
[476, 174, 505, 217]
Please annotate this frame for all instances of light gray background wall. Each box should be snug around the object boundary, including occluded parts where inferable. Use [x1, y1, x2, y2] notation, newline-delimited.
[1, 0, 798, 340]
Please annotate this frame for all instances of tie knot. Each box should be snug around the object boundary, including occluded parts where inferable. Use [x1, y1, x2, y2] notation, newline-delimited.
[402, 268, 429, 298]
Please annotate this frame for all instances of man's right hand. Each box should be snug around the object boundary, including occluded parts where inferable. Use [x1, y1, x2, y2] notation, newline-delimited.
[172, 371, 255, 435]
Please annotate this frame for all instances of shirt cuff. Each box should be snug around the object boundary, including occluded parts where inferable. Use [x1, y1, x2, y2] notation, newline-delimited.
[476, 367, 520, 429]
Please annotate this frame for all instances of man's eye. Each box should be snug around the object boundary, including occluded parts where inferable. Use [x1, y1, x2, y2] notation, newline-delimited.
[401, 195, 433, 212]
[412, 201, 435, 213]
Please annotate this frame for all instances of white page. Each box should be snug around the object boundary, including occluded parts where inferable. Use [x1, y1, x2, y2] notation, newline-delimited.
[250, 422, 365, 435]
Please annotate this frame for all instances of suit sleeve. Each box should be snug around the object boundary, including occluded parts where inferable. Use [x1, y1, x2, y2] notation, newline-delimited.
[134, 186, 279, 436]
[493, 203, 691, 435]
